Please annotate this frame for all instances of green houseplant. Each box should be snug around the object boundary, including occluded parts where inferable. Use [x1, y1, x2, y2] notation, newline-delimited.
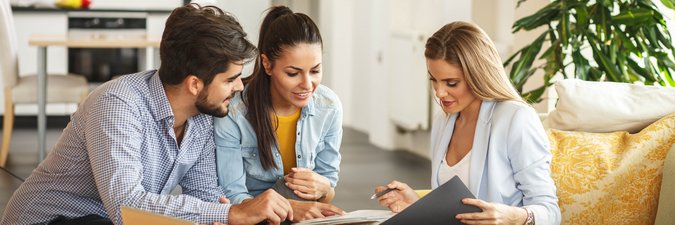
[505, 0, 675, 103]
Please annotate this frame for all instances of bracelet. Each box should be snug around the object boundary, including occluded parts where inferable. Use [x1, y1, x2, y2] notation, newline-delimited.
[523, 207, 535, 225]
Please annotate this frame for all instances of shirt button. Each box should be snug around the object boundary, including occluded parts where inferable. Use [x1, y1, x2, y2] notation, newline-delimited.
[297, 155, 302, 159]
[297, 132, 300, 136]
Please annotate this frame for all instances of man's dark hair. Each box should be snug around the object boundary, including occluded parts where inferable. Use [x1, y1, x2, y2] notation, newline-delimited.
[159, 4, 256, 86]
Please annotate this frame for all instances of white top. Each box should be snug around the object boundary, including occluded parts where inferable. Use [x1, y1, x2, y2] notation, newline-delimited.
[438, 151, 472, 187]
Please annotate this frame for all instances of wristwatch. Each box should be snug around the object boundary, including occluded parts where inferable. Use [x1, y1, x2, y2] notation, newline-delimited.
[523, 207, 535, 225]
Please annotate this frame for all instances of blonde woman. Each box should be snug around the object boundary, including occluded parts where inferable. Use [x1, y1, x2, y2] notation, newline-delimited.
[375, 21, 561, 225]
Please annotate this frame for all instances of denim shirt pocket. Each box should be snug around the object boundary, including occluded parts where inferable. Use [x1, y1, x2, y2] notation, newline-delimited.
[241, 147, 276, 182]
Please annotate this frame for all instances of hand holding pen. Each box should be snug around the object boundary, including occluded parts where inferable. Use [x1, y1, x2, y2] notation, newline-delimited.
[370, 188, 396, 199]
[373, 181, 421, 213]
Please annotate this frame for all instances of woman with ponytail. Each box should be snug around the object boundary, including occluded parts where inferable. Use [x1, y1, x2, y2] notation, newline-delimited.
[214, 6, 344, 222]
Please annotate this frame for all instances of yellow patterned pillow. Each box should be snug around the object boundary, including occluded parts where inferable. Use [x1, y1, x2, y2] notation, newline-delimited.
[548, 113, 675, 225]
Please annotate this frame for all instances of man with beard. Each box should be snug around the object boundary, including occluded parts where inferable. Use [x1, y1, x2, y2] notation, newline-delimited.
[0, 4, 293, 225]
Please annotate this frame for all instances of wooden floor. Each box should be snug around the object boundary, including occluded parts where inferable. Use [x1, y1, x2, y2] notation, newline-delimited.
[0, 121, 430, 216]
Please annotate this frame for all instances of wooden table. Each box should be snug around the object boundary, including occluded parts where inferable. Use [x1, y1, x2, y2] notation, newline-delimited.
[28, 34, 160, 161]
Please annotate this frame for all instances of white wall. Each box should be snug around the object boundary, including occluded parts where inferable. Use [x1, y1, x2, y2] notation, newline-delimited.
[472, 0, 516, 60]
[216, 0, 271, 77]
[350, 0, 386, 134]
[313, 0, 472, 158]
[90, 0, 183, 10]
[319, 0, 355, 126]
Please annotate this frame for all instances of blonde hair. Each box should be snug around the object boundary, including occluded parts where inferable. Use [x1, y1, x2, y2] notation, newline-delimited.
[425, 21, 524, 103]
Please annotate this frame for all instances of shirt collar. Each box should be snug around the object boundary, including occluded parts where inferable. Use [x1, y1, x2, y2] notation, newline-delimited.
[303, 95, 316, 116]
[147, 70, 174, 122]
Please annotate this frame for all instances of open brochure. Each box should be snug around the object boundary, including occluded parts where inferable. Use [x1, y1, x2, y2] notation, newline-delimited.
[293, 210, 394, 225]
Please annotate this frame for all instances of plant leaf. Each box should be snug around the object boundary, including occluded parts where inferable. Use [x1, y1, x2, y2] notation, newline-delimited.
[512, 1, 561, 32]
[644, 26, 661, 47]
[656, 62, 675, 86]
[575, 4, 590, 31]
[560, 1, 570, 47]
[614, 27, 638, 52]
[509, 32, 547, 92]
[611, 8, 653, 25]
[626, 57, 653, 82]
[594, 5, 612, 41]
[658, 58, 675, 86]
[660, 0, 675, 10]
[589, 67, 604, 80]
[588, 33, 622, 81]
[572, 50, 591, 80]
[656, 25, 674, 49]
[521, 86, 546, 104]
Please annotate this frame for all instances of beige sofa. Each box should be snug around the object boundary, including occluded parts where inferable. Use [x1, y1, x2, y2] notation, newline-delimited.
[655, 145, 675, 225]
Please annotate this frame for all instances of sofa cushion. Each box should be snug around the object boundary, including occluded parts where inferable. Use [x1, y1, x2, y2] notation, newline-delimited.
[655, 144, 675, 225]
[544, 79, 675, 133]
[548, 113, 675, 224]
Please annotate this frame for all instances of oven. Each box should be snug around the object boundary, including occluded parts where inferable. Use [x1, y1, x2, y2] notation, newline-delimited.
[67, 12, 147, 83]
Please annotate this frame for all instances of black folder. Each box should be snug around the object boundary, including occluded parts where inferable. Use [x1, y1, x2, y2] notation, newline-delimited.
[380, 176, 482, 225]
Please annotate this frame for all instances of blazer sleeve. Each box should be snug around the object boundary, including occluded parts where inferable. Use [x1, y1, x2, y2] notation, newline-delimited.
[506, 107, 561, 225]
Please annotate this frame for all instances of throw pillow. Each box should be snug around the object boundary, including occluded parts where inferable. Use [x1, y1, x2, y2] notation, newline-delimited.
[544, 79, 675, 133]
[548, 113, 675, 224]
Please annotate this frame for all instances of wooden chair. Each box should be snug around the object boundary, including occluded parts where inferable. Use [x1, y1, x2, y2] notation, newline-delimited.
[0, 1, 89, 167]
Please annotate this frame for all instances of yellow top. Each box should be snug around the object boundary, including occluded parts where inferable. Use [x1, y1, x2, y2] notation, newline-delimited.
[274, 110, 301, 175]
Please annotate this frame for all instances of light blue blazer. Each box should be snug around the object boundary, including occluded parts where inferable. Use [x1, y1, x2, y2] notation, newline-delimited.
[430, 101, 561, 225]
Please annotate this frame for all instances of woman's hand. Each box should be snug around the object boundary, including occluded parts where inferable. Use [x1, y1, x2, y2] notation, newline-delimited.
[288, 199, 345, 222]
[456, 198, 527, 225]
[375, 180, 420, 213]
[284, 168, 332, 201]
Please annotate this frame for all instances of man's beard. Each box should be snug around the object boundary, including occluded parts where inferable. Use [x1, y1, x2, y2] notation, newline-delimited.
[196, 90, 233, 118]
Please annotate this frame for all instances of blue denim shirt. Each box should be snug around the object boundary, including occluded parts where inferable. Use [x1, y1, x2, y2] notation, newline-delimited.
[214, 85, 343, 204]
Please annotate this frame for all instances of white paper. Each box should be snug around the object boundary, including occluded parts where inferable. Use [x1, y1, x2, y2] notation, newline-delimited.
[293, 210, 394, 225]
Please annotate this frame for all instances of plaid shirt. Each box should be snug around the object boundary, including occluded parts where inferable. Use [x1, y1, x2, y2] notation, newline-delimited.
[1, 71, 230, 225]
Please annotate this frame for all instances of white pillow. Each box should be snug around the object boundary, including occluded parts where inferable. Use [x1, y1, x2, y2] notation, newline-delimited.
[543, 79, 675, 133]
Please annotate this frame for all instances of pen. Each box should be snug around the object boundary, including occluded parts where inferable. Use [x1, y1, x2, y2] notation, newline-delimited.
[370, 188, 396, 199]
